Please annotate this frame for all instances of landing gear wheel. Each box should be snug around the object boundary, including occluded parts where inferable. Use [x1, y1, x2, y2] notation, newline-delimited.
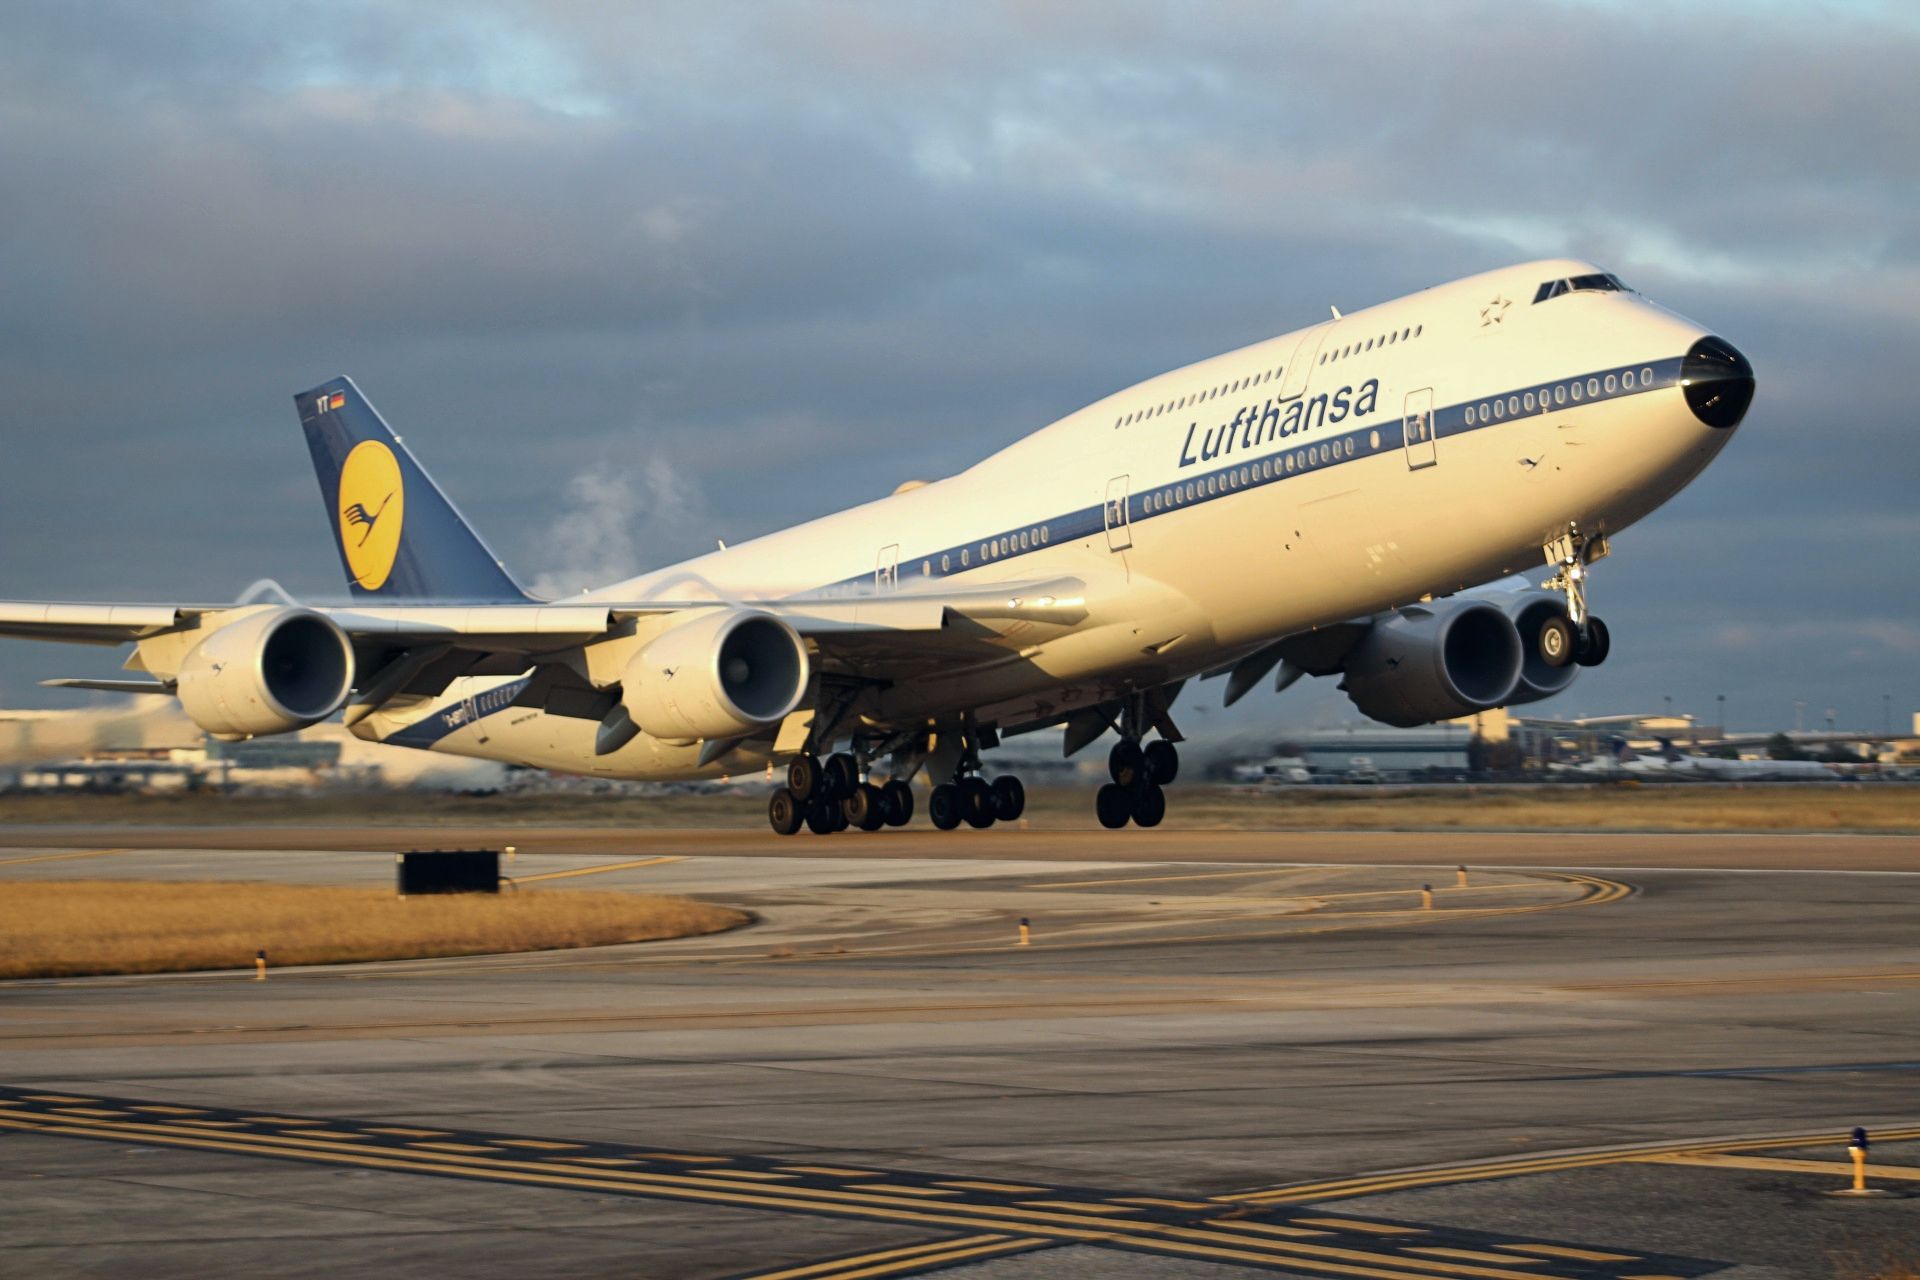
[929, 783, 962, 830]
[1130, 783, 1166, 828]
[804, 801, 839, 836]
[1108, 739, 1146, 788]
[1144, 740, 1179, 786]
[1576, 615, 1611, 667]
[991, 775, 1026, 822]
[787, 754, 822, 803]
[1095, 783, 1132, 829]
[845, 783, 887, 831]
[768, 787, 804, 836]
[1538, 613, 1576, 669]
[960, 776, 997, 829]
[881, 779, 914, 827]
[823, 752, 859, 800]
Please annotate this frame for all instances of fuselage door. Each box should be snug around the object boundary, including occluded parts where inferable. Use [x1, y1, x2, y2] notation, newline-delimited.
[1277, 322, 1332, 401]
[1104, 475, 1132, 551]
[875, 543, 900, 593]
[1402, 387, 1437, 470]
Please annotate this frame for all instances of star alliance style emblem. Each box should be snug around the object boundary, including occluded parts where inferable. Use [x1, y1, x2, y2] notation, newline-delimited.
[1480, 295, 1511, 326]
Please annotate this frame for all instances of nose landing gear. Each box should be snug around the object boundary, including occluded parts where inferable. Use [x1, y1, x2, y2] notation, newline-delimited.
[1544, 523, 1613, 669]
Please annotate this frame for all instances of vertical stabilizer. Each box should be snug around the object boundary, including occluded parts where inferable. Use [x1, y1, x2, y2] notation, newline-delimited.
[296, 377, 530, 602]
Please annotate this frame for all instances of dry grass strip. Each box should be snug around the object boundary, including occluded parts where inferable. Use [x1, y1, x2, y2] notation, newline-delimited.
[0, 880, 747, 979]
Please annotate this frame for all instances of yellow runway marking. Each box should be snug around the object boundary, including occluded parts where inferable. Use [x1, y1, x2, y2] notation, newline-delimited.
[1295, 1218, 1424, 1235]
[1410, 1246, 1548, 1264]
[129, 1104, 202, 1113]
[1501, 1244, 1636, 1262]
[738, 1234, 1049, 1280]
[0, 847, 131, 868]
[1033, 868, 1541, 897]
[783, 1165, 879, 1177]
[843, 1183, 957, 1197]
[1227, 1122, 1920, 1204]
[931, 1179, 1048, 1193]
[363, 1126, 447, 1136]
[410, 1141, 497, 1153]
[495, 1138, 584, 1150]
[50, 1107, 123, 1118]
[28, 1094, 99, 1104]
[510, 855, 683, 883]
[1638, 1151, 1920, 1181]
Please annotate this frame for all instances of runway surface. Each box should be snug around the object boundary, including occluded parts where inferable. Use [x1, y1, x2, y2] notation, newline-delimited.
[4, 826, 1919, 1277]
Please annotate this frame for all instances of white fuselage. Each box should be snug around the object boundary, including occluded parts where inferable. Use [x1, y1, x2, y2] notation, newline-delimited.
[357, 258, 1743, 778]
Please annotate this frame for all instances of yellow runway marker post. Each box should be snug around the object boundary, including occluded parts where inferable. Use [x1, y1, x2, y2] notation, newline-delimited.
[1017, 917, 1031, 947]
[1421, 884, 1434, 911]
[1456, 865, 1469, 888]
[1828, 1127, 1895, 1198]
[254, 949, 267, 981]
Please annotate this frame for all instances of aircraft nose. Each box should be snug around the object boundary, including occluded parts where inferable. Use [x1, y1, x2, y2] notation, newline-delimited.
[1680, 336, 1754, 429]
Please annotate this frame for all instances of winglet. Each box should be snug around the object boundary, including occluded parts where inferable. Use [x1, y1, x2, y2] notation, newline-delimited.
[296, 377, 531, 602]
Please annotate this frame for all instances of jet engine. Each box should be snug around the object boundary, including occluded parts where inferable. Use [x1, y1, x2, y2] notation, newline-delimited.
[622, 609, 810, 745]
[1341, 600, 1522, 728]
[175, 607, 356, 740]
[1498, 589, 1581, 706]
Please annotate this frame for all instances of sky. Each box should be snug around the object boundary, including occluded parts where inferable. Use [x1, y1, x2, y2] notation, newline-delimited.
[0, 1, 1915, 738]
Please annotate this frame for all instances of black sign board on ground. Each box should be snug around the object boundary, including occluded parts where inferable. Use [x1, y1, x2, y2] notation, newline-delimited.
[397, 850, 500, 896]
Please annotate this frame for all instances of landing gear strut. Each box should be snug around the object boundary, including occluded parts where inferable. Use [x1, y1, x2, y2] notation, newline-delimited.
[770, 743, 917, 837]
[1544, 522, 1612, 669]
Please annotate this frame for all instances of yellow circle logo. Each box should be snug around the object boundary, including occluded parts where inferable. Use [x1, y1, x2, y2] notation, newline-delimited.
[337, 441, 405, 590]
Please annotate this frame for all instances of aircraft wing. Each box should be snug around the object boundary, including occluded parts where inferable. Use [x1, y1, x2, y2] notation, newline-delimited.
[0, 577, 1093, 705]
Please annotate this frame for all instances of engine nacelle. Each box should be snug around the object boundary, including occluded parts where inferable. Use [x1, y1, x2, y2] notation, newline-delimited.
[175, 607, 356, 740]
[622, 609, 810, 745]
[1342, 600, 1522, 728]
[1499, 589, 1581, 706]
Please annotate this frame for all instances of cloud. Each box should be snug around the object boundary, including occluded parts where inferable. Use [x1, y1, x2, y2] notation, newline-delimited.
[528, 454, 711, 599]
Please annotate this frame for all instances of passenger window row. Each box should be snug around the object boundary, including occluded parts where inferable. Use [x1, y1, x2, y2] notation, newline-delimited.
[1320, 323, 1421, 366]
[1139, 437, 1361, 516]
[1113, 362, 1288, 428]
[969, 523, 1052, 565]
[1463, 366, 1656, 426]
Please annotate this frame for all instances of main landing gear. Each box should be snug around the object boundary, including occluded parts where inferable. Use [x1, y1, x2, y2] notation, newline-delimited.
[768, 750, 915, 836]
[1542, 523, 1613, 670]
[927, 771, 1025, 831]
[1096, 736, 1177, 829]
[1094, 691, 1181, 829]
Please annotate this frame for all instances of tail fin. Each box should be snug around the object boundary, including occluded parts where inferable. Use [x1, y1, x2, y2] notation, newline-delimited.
[1609, 736, 1635, 762]
[296, 377, 531, 602]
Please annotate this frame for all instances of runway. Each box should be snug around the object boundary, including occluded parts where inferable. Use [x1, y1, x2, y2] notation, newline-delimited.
[5, 828, 1919, 1277]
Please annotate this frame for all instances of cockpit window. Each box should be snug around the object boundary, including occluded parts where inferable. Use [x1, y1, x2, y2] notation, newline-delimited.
[1533, 273, 1631, 304]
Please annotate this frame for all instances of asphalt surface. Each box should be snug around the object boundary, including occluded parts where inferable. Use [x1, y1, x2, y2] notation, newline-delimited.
[3, 828, 1919, 1279]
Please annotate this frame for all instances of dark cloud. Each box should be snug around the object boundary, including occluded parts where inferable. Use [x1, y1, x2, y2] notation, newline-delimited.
[0, 1, 1913, 733]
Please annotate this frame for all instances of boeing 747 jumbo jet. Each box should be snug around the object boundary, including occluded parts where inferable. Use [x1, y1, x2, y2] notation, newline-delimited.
[0, 259, 1754, 833]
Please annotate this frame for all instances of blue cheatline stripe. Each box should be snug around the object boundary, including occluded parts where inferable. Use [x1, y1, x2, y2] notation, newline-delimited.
[381, 354, 1685, 750]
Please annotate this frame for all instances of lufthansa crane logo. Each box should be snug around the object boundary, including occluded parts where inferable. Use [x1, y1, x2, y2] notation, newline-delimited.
[337, 440, 405, 590]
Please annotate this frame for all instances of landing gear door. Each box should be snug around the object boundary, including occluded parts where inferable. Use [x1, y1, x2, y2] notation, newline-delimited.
[1104, 475, 1132, 551]
[1402, 387, 1436, 470]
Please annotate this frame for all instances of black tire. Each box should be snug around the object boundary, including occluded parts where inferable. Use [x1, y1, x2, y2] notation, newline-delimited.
[846, 783, 887, 831]
[1538, 613, 1576, 669]
[768, 787, 804, 836]
[882, 779, 914, 827]
[991, 775, 1026, 821]
[823, 752, 859, 800]
[960, 776, 997, 829]
[804, 801, 839, 836]
[787, 754, 821, 803]
[1108, 739, 1145, 788]
[929, 783, 962, 830]
[1095, 783, 1132, 829]
[1144, 740, 1179, 786]
[1131, 783, 1166, 828]
[1576, 615, 1612, 667]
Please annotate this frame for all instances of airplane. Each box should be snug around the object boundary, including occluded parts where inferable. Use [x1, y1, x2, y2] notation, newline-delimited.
[0, 258, 1755, 834]
[1555, 737, 1838, 782]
